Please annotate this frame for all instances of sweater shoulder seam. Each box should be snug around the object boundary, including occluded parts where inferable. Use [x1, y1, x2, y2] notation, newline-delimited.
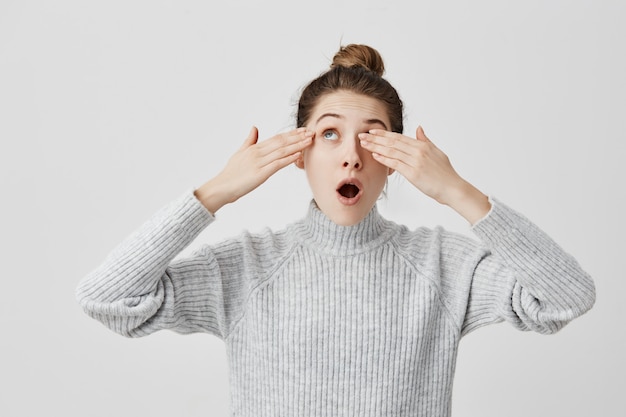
[390, 231, 463, 335]
[223, 236, 301, 340]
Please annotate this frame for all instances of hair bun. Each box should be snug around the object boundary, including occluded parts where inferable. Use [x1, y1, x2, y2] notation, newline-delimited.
[331, 44, 385, 77]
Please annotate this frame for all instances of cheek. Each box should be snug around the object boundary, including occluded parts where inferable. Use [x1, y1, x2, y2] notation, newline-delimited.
[304, 143, 330, 168]
[303, 148, 323, 179]
[366, 153, 390, 174]
[370, 160, 392, 186]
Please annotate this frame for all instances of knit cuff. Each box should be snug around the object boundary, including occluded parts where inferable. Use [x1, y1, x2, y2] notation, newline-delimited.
[145, 190, 215, 244]
[469, 196, 532, 246]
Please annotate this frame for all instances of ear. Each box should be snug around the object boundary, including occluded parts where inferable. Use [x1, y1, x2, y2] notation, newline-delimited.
[295, 156, 305, 169]
[387, 167, 395, 176]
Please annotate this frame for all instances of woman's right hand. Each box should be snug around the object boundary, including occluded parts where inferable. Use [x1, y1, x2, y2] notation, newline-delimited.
[194, 126, 313, 213]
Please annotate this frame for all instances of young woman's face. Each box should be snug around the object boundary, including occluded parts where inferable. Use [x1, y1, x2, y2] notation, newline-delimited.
[297, 90, 394, 226]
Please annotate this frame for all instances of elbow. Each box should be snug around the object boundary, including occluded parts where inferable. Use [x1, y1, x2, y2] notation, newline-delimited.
[514, 277, 597, 335]
[76, 285, 164, 338]
[533, 298, 596, 336]
[560, 270, 597, 323]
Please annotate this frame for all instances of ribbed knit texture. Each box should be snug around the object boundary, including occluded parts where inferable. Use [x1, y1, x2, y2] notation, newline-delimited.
[76, 192, 595, 417]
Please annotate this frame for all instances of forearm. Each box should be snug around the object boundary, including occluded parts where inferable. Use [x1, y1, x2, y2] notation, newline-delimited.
[467, 198, 596, 334]
[76, 192, 213, 306]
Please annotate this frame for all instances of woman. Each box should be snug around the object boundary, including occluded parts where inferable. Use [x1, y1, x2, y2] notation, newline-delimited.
[77, 44, 595, 416]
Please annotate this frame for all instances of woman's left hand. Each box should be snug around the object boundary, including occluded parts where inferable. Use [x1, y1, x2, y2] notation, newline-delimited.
[359, 126, 491, 224]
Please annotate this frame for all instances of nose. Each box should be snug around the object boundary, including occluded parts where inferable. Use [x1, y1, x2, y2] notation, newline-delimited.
[342, 135, 363, 170]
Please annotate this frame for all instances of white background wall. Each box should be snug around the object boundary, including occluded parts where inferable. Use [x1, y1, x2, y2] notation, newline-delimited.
[1, 1, 623, 416]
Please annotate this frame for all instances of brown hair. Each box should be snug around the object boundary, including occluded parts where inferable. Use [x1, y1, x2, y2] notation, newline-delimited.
[297, 44, 403, 133]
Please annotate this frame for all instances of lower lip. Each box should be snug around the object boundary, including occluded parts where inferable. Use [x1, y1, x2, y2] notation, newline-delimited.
[336, 191, 362, 206]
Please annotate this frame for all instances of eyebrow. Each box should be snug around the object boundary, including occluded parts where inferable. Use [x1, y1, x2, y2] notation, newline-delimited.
[315, 113, 389, 130]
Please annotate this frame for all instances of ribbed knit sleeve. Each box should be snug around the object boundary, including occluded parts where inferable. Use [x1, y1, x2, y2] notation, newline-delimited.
[76, 191, 235, 338]
[460, 198, 596, 335]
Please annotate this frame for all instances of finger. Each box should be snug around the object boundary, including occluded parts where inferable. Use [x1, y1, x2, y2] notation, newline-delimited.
[361, 139, 413, 166]
[364, 130, 416, 153]
[360, 131, 417, 159]
[239, 126, 259, 150]
[260, 133, 312, 167]
[416, 125, 431, 143]
[370, 151, 407, 173]
[258, 128, 312, 158]
[259, 151, 304, 178]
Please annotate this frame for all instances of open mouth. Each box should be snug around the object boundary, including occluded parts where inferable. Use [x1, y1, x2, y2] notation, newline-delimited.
[338, 183, 360, 198]
[336, 179, 363, 205]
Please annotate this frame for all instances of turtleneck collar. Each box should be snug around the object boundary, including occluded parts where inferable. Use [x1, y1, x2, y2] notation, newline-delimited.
[291, 200, 399, 256]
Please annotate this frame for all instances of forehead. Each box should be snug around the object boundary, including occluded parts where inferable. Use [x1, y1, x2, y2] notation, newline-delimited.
[309, 91, 390, 126]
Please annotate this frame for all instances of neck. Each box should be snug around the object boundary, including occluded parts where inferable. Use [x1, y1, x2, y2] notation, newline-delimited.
[292, 201, 397, 255]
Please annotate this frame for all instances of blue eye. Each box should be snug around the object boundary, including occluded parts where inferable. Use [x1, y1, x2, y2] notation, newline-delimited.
[322, 130, 339, 141]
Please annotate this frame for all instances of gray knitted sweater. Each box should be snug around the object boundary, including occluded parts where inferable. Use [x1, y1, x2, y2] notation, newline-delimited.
[76, 192, 595, 417]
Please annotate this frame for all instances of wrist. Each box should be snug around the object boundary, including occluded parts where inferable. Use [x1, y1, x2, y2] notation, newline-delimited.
[443, 179, 491, 225]
[194, 178, 234, 214]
